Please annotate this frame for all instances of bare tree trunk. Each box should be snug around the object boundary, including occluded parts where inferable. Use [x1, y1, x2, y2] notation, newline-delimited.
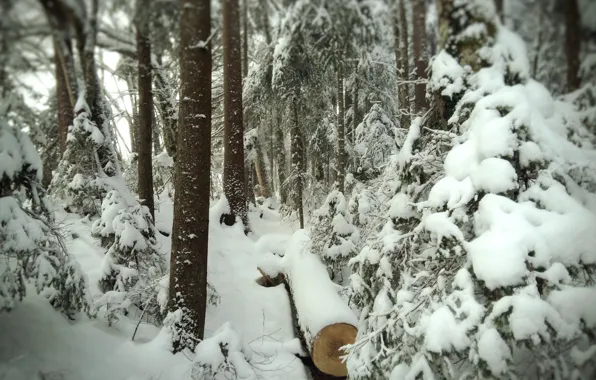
[168, 0, 212, 352]
[254, 137, 271, 198]
[154, 57, 177, 160]
[126, 74, 139, 153]
[397, 0, 411, 128]
[242, 0, 249, 78]
[222, 0, 248, 227]
[336, 57, 345, 194]
[274, 122, 288, 204]
[291, 100, 304, 229]
[412, 0, 428, 113]
[495, 0, 504, 21]
[54, 40, 73, 154]
[136, 12, 155, 219]
[564, 0, 581, 92]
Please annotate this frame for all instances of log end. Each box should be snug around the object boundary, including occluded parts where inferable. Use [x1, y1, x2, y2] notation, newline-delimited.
[311, 323, 357, 377]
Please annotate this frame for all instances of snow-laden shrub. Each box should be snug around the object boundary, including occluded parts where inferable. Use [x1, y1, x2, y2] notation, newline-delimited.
[50, 95, 119, 217]
[91, 185, 167, 324]
[311, 190, 359, 283]
[353, 104, 402, 181]
[190, 322, 256, 380]
[0, 113, 89, 317]
[347, 2, 596, 379]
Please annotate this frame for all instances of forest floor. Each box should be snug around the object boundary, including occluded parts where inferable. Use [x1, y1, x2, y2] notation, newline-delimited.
[0, 198, 310, 380]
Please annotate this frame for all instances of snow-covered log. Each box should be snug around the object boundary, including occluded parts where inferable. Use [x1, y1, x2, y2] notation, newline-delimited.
[281, 230, 358, 377]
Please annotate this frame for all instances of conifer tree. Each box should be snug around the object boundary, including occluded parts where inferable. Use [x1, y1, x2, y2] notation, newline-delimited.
[348, 1, 596, 379]
[166, 0, 212, 352]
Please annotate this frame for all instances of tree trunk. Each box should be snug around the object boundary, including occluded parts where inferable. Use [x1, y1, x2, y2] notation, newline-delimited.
[54, 40, 73, 154]
[336, 57, 345, 194]
[136, 14, 155, 220]
[254, 137, 271, 198]
[168, 0, 212, 352]
[495, 0, 504, 20]
[291, 100, 304, 229]
[274, 122, 288, 204]
[152, 111, 162, 153]
[564, 0, 581, 92]
[222, 0, 248, 227]
[73, 0, 119, 175]
[397, 0, 411, 128]
[242, 0, 249, 78]
[154, 58, 178, 160]
[412, 0, 428, 113]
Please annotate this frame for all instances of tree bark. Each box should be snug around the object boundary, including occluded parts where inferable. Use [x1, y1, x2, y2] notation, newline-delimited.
[254, 136, 271, 198]
[495, 0, 504, 21]
[168, 0, 212, 352]
[154, 57, 178, 160]
[222, 0, 248, 227]
[397, 0, 411, 128]
[242, 0, 249, 78]
[412, 0, 428, 113]
[564, 0, 581, 92]
[54, 40, 73, 154]
[136, 14, 155, 220]
[291, 100, 304, 229]
[274, 122, 288, 204]
[336, 56, 345, 194]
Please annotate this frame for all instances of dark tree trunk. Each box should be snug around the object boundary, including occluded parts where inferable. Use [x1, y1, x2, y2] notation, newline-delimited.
[336, 57, 345, 194]
[274, 122, 288, 204]
[154, 58, 178, 160]
[564, 0, 581, 92]
[126, 74, 139, 153]
[254, 137, 271, 198]
[168, 0, 212, 352]
[54, 40, 73, 154]
[73, 0, 118, 175]
[397, 0, 411, 128]
[152, 111, 162, 153]
[495, 0, 504, 20]
[291, 99, 304, 229]
[242, 0, 249, 78]
[222, 0, 248, 227]
[136, 15, 155, 219]
[412, 0, 428, 113]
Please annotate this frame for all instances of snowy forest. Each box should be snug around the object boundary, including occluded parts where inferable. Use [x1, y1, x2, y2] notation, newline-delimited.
[1, 0, 596, 379]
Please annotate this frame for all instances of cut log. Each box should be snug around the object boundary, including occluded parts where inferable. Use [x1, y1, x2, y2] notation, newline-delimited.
[282, 230, 358, 377]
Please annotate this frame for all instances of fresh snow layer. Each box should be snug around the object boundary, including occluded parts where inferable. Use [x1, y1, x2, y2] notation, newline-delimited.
[282, 230, 358, 346]
[0, 204, 308, 380]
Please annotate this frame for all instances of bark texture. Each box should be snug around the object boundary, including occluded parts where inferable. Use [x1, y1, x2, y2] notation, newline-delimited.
[336, 57, 345, 193]
[412, 0, 428, 113]
[136, 15, 155, 219]
[168, 0, 212, 352]
[291, 100, 304, 229]
[222, 0, 248, 227]
[397, 0, 411, 128]
[564, 0, 581, 92]
[54, 39, 73, 153]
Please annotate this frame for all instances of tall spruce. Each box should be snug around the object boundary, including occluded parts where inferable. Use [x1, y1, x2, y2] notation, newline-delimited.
[135, 2, 155, 219]
[222, 0, 248, 227]
[167, 0, 212, 352]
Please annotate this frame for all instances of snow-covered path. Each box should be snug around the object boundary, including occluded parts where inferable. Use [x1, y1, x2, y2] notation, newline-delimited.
[0, 205, 307, 380]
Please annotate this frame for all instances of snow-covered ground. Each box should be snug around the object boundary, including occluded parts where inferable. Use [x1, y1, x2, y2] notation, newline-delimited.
[0, 202, 308, 380]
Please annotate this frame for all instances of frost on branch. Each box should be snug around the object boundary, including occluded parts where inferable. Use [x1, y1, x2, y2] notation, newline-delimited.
[347, 1, 596, 379]
[311, 190, 359, 283]
[91, 184, 167, 325]
[0, 111, 89, 317]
